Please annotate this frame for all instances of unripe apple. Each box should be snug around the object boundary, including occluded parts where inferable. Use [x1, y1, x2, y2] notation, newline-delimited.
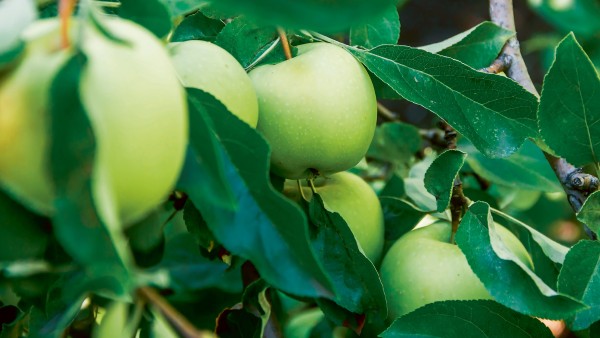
[169, 40, 259, 127]
[0, 17, 188, 227]
[249, 42, 377, 179]
[283, 171, 385, 263]
[380, 221, 533, 320]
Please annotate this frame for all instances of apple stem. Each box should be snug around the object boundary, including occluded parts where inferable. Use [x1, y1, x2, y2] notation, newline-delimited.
[59, 0, 77, 49]
[277, 28, 293, 60]
[297, 180, 309, 201]
[308, 178, 318, 194]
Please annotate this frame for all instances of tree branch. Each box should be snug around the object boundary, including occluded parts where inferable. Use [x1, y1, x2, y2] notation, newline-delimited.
[489, 0, 598, 239]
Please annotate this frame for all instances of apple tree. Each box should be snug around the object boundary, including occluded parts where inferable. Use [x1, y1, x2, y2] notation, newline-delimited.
[1, 0, 600, 337]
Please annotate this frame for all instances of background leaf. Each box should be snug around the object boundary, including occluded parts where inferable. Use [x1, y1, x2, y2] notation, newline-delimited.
[528, 0, 600, 39]
[170, 11, 224, 42]
[461, 139, 562, 192]
[180, 89, 333, 299]
[381, 300, 553, 338]
[367, 121, 421, 176]
[349, 4, 400, 49]
[379, 197, 426, 252]
[118, 0, 172, 38]
[538, 33, 600, 168]
[420, 22, 514, 69]
[558, 240, 600, 330]
[424, 149, 467, 212]
[348, 44, 539, 158]
[455, 202, 583, 319]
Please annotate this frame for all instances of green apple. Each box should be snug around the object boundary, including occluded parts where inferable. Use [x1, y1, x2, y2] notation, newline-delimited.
[283, 171, 384, 263]
[169, 40, 259, 127]
[249, 42, 377, 179]
[284, 307, 348, 338]
[379, 221, 534, 320]
[0, 17, 188, 227]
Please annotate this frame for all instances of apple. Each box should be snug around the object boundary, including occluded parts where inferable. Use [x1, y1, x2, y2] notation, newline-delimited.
[0, 17, 188, 227]
[284, 307, 348, 338]
[379, 221, 534, 320]
[249, 42, 377, 179]
[169, 40, 259, 127]
[283, 171, 384, 263]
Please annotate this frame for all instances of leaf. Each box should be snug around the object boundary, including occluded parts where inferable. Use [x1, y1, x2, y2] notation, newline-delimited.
[215, 17, 280, 69]
[118, 0, 172, 38]
[349, 4, 399, 49]
[455, 202, 584, 319]
[307, 194, 387, 317]
[367, 121, 421, 174]
[0, 0, 36, 63]
[347, 44, 539, 158]
[381, 300, 554, 338]
[48, 53, 131, 294]
[0, 189, 49, 262]
[528, 0, 600, 39]
[151, 232, 242, 293]
[558, 240, 600, 330]
[93, 302, 133, 338]
[316, 298, 366, 335]
[578, 191, 600, 233]
[180, 89, 333, 299]
[183, 201, 222, 259]
[379, 197, 426, 251]
[538, 33, 600, 168]
[462, 139, 562, 192]
[215, 280, 271, 338]
[159, 0, 208, 17]
[420, 22, 514, 69]
[403, 154, 437, 212]
[207, 0, 395, 33]
[170, 11, 224, 42]
[125, 209, 168, 268]
[424, 149, 467, 212]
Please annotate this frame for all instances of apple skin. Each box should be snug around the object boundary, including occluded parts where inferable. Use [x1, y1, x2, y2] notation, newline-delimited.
[169, 40, 259, 127]
[249, 42, 377, 179]
[379, 221, 534, 320]
[0, 17, 188, 227]
[283, 171, 385, 263]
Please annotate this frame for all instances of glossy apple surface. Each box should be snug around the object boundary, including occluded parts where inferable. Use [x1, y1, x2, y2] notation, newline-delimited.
[283, 171, 384, 263]
[0, 17, 187, 227]
[169, 40, 258, 127]
[249, 42, 377, 179]
[379, 221, 534, 320]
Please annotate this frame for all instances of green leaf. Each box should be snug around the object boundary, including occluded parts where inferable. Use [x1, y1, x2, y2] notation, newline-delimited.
[181, 89, 333, 299]
[578, 191, 600, 233]
[528, 0, 600, 39]
[308, 194, 387, 317]
[48, 53, 131, 293]
[347, 45, 539, 158]
[170, 11, 224, 42]
[462, 139, 562, 192]
[424, 149, 467, 212]
[420, 22, 514, 69]
[349, 4, 399, 49]
[558, 240, 600, 330]
[208, 0, 395, 33]
[381, 300, 553, 338]
[0, 0, 36, 66]
[183, 201, 222, 259]
[93, 302, 133, 338]
[159, 0, 208, 17]
[367, 121, 421, 174]
[403, 154, 437, 212]
[0, 189, 49, 262]
[455, 202, 583, 319]
[316, 298, 365, 335]
[151, 233, 242, 293]
[380, 197, 426, 251]
[118, 0, 172, 38]
[215, 17, 280, 69]
[538, 33, 600, 168]
[125, 209, 167, 268]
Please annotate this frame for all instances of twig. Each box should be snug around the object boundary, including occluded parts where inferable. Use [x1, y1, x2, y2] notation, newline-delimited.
[137, 287, 215, 338]
[59, 0, 77, 49]
[480, 53, 512, 74]
[277, 28, 292, 60]
[489, 0, 598, 239]
[377, 102, 398, 121]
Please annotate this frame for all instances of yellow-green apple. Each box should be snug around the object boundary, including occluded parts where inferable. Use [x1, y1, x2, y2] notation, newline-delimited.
[0, 16, 187, 227]
[283, 171, 384, 263]
[379, 221, 534, 320]
[249, 42, 377, 179]
[169, 40, 259, 127]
